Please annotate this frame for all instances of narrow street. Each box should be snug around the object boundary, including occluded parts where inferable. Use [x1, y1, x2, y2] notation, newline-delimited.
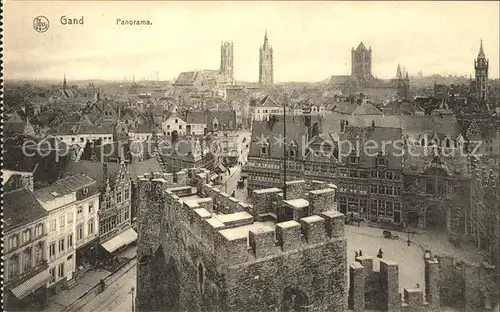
[66, 265, 136, 312]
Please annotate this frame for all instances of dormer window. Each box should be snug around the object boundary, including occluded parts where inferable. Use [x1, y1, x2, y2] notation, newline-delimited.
[349, 149, 358, 165]
[340, 120, 349, 133]
[289, 141, 298, 158]
[260, 139, 270, 157]
[376, 152, 387, 166]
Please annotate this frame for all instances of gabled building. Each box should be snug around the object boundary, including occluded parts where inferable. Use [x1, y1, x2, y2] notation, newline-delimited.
[65, 160, 135, 259]
[249, 95, 282, 122]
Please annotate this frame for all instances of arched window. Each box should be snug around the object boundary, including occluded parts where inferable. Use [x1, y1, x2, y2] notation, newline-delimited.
[444, 138, 450, 148]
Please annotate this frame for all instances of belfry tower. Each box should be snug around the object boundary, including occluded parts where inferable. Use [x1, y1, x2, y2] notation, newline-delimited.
[351, 42, 373, 81]
[474, 39, 488, 101]
[259, 31, 274, 86]
[220, 41, 234, 84]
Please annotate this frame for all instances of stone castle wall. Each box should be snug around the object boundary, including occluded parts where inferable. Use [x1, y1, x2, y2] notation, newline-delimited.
[137, 171, 348, 311]
[349, 253, 498, 312]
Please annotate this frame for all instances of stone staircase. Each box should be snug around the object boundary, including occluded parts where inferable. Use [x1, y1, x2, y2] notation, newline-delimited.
[65, 277, 79, 290]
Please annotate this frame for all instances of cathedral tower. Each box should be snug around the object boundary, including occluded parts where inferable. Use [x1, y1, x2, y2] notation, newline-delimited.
[351, 42, 373, 81]
[474, 39, 488, 101]
[220, 41, 234, 84]
[259, 31, 274, 85]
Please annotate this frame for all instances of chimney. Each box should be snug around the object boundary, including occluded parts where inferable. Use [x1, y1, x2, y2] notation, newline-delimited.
[103, 163, 108, 186]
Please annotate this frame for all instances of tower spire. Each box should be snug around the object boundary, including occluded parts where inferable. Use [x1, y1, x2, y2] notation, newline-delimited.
[397, 63, 402, 79]
[63, 72, 67, 89]
[478, 39, 485, 58]
[264, 30, 268, 45]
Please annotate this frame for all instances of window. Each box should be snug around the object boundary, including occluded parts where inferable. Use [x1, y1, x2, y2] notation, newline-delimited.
[9, 234, 19, 250]
[59, 216, 65, 228]
[59, 238, 65, 252]
[370, 185, 378, 194]
[49, 267, 56, 283]
[67, 212, 73, 224]
[35, 243, 43, 263]
[88, 219, 95, 235]
[68, 234, 73, 248]
[35, 223, 43, 236]
[179, 125, 182, 130]
[77, 224, 84, 241]
[175, 119, 178, 123]
[58, 263, 65, 278]
[377, 157, 386, 166]
[23, 229, 32, 243]
[49, 242, 56, 257]
[89, 201, 94, 213]
[124, 188, 130, 200]
[77, 206, 83, 215]
[23, 248, 32, 271]
[386, 172, 394, 180]
[9, 255, 19, 278]
[116, 191, 122, 204]
[125, 209, 130, 221]
[50, 219, 57, 231]
[349, 155, 358, 165]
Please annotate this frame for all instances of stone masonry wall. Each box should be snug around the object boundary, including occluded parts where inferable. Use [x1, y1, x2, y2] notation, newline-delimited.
[137, 176, 349, 312]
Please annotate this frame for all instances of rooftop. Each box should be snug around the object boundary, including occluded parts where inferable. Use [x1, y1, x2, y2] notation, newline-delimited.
[34, 174, 96, 203]
[4, 188, 48, 232]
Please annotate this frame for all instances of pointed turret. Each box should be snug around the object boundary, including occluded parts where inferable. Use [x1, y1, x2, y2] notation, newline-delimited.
[397, 63, 402, 79]
[478, 39, 486, 58]
[264, 30, 268, 45]
[63, 73, 67, 89]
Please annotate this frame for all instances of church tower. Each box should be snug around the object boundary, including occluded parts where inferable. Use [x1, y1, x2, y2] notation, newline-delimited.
[351, 42, 373, 81]
[220, 41, 234, 84]
[259, 31, 274, 86]
[474, 39, 488, 101]
[63, 72, 67, 90]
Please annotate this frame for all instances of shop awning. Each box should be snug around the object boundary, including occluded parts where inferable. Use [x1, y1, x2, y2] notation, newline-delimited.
[101, 228, 138, 253]
[11, 270, 52, 299]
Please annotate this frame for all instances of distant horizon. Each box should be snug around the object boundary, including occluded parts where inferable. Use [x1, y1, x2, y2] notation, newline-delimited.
[5, 1, 500, 81]
[5, 73, 498, 85]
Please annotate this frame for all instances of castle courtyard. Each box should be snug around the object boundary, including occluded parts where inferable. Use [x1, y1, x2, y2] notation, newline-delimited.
[345, 224, 482, 294]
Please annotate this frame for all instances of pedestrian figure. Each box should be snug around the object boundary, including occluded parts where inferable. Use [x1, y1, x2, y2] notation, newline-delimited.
[359, 250, 363, 257]
[377, 248, 383, 259]
[416, 283, 420, 288]
[232, 191, 236, 197]
[355, 251, 359, 258]
[357, 219, 361, 227]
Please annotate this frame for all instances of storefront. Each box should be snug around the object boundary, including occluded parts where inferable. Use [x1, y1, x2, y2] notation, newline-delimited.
[7, 270, 51, 311]
[100, 227, 138, 256]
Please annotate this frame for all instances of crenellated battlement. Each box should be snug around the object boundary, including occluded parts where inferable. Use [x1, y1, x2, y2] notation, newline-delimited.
[348, 252, 499, 312]
[137, 172, 344, 268]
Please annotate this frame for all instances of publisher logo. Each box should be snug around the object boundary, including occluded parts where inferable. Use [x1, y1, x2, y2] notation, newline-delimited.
[33, 16, 50, 33]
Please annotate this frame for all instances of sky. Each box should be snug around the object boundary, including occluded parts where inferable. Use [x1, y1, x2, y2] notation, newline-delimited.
[4, 1, 500, 82]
